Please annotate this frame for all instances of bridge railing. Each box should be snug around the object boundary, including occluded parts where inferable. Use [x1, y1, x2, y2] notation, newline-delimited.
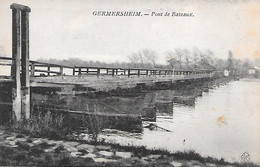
[0, 57, 74, 77]
[0, 57, 12, 76]
[29, 60, 74, 76]
[73, 66, 174, 77]
[0, 56, 214, 79]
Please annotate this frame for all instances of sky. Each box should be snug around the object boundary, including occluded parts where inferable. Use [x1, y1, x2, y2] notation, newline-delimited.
[0, 0, 260, 64]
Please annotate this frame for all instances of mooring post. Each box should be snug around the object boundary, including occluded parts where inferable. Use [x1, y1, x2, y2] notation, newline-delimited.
[10, 3, 31, 120]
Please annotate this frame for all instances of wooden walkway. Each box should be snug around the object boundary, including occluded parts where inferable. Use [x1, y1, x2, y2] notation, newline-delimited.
[0, 56, 215, 91]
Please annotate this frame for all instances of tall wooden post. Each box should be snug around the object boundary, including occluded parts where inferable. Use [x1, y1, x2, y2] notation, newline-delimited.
[11, 8, 21, 121]
[21, 10, 30, 119]
[10, 3, 31, 120]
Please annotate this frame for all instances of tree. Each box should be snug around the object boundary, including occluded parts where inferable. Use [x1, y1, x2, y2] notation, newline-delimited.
[142, 49, 157, 67]
[166, 48, 216, 70]
[128, 49, 158, 68]
[213, 58, 225, 69]
[166, 51, 177, 69]
[191, 47, 201, 69]
[227, 50, 234, 69]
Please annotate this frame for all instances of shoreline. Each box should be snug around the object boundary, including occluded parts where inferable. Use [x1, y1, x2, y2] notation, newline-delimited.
[0, 127, 258, 167]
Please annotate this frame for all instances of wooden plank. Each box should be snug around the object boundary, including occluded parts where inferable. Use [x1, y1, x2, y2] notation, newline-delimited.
[34, 106, 140, 118]
[34, 69, 61, 74]
[0, 57, 12, 60]
[30, 62, 73, 68]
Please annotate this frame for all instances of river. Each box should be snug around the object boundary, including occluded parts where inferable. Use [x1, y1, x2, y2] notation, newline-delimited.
[100, 78, 260, 164]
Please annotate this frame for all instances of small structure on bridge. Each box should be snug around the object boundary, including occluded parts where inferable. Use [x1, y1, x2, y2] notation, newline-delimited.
[248, 67, 260, 78]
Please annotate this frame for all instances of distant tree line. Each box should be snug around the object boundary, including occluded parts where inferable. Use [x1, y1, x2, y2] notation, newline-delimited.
[36, 48, 258, 74]
[166, 48, 255, 71]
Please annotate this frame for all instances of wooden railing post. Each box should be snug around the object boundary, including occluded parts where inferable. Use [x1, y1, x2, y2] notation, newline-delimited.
[30, 63, 35, 76]
[47, 66, 50, 76]
[73, 67, 75, 75]
[78, 67, 82, 75]
[97, 68, 100, 77]
[59, 66, 63, 75]
[128, 69, 130, 77]
[112, 69, 115, 77]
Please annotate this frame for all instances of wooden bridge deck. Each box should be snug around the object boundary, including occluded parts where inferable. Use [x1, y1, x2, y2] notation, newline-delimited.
[0, 56, 215, 91]
[1, 73, 212, 91]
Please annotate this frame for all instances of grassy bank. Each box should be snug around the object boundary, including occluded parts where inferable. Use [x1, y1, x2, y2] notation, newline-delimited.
[1, 126, 258, 167]
[2, 107, 258, 166]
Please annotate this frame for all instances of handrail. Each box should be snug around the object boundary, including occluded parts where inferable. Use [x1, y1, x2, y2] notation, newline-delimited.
[0, 56, 216, 78]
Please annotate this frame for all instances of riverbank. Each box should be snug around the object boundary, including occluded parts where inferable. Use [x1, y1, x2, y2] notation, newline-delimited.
[0, 127, 258, 166]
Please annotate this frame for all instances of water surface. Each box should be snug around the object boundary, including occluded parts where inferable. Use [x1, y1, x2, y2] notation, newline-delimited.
[101, 78, 260, 163]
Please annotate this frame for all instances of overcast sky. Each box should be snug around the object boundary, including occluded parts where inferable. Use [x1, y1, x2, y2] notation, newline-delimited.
[0, 0, 259, 64]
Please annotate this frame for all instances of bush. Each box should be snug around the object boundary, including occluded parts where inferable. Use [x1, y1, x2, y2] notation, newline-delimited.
[82, 104, 102, 144]
[10, 109, 71, 140]
[15, 141, 30, 151]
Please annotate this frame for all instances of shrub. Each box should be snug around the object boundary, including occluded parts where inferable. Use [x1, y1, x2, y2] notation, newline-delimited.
[15, 141, 30, 151]
[10, 108, 71, 140]
[30, 146, 44, 155]
[82, 104, 102, 144]
[172, 149, 204, 162]
[54, 145, 65, 153]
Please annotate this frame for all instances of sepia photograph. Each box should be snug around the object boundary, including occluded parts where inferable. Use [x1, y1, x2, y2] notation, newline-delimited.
[0, 0, 260, 166]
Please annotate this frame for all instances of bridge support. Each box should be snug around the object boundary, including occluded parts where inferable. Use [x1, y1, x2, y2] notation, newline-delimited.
[10, 3, 31, 120]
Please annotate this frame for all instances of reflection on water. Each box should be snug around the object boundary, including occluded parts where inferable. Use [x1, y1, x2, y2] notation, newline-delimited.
[102, 78, 260, 163]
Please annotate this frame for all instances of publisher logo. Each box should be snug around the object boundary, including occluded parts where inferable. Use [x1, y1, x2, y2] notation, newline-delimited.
[240, 152, 250, 163]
